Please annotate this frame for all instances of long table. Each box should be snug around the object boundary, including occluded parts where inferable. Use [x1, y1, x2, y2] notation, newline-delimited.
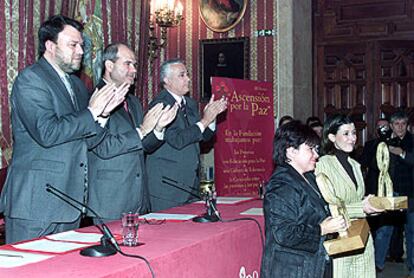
[0, 199, 263, 277]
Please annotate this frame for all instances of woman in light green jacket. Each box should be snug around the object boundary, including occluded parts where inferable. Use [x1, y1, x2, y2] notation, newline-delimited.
[315, 114, 382, 278]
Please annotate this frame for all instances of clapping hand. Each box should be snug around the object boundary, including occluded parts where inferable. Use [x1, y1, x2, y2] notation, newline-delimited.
[101, 82, 130, 117]
[88, 82, 130, 117]
[200, 94, 228, 128]
[155, 103, 179, 132]
[139, 103, 164, 137]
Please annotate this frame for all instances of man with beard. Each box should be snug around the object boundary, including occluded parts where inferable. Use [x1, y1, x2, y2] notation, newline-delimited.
[0, 15, 128, 243]
[88, 43, 177, 222]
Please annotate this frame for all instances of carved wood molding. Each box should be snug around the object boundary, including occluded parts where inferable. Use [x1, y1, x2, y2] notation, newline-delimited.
[315, 0, 414, 42]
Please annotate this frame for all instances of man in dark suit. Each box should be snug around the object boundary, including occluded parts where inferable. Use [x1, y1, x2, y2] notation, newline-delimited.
[372, 111, 414, 275]
[88, 43, 177, 222]
[146, 58, 227, 211]
[359, 118, 390, 195]
[0, 15, 128, 243]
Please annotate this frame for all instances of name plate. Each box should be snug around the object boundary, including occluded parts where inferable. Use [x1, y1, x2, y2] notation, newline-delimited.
[323, 219, 370, 256]
[369, 196, 408, 210]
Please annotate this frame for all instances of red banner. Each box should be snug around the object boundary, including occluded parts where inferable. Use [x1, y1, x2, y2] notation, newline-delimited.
[213, 77, 274, 196]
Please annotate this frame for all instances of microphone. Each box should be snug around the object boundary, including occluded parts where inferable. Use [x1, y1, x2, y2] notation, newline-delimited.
[161, 176, 221, 222]
[46, 184, 121, 257]
[161, 176, 200, 199]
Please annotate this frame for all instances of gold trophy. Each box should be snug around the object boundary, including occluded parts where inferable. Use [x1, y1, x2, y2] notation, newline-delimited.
[368, 142, 407, 210]
[316, 173, 370, 255]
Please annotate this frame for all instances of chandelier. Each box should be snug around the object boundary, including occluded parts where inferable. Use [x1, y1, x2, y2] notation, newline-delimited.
[148, 0, 184, 62]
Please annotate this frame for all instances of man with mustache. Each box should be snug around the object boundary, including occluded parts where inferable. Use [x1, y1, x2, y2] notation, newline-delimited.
[88, 43, 177, 222]
[1, 15, 128, 243]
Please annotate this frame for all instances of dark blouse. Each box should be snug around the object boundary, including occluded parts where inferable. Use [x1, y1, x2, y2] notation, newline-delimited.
[334, 149, 358, 188]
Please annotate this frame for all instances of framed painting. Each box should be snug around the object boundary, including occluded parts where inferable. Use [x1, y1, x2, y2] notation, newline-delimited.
[199, 0, 248, 32]
[200, 37, 249, 102]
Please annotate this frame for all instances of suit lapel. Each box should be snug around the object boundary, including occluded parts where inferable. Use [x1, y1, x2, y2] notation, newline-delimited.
[183, 96, 197, 125]
[38, 58, 77, 111]
[288, 166, 327, 211]
[331, 156, 359, 192]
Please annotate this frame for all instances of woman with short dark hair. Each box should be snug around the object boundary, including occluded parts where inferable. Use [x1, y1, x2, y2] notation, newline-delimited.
[261, 121, 346, 278]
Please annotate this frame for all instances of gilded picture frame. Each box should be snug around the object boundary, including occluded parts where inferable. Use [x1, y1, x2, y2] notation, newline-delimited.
[199, 0, 248, 33]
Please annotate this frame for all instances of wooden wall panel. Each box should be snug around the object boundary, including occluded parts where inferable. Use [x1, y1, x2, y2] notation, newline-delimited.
[314, 0, 414, 143]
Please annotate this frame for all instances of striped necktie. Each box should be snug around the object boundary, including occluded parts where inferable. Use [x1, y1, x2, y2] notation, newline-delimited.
[180, 99, 189, 127]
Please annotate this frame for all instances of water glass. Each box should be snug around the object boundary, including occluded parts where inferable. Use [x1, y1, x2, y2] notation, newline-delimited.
[121, 212, 139, 246]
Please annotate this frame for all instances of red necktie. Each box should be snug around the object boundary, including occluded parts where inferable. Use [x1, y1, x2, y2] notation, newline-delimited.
[123, 101, 134, 124]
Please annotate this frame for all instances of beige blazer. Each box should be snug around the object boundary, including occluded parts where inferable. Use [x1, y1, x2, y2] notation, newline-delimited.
[315, 154, 365, 218]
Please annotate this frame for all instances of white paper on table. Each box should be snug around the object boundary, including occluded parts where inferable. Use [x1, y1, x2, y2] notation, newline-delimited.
[139, 213, 197, 221]
[0, 250, 54, 268]
[240, 207, 263, 216]
[194, 196, 254, 205]
[12, 238, 90, 253]
[46, 230, 102, 243]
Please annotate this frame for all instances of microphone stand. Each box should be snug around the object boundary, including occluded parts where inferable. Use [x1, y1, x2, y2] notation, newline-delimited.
[192, 197, 221, 223]
[46, 184, 120, 257]
[161, 177, 221, 223]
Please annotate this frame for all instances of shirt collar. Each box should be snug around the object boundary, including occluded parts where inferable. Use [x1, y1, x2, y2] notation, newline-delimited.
[166, 90, 185, 105]
[44, 56, 67, 79]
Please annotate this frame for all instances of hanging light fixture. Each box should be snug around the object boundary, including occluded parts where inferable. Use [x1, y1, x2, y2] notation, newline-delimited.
[148, 0, 184, 62]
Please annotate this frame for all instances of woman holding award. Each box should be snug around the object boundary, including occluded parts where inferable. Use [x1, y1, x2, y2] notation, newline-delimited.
[261, 121, 346, 278]
[315, 115, 382, 278]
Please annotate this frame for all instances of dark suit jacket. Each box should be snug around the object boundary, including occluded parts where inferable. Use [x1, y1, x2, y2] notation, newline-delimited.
[389, 132, 414, 199]
[359, 134, 414, 199]
[1, 57, 105, 222]
[146, 90, 214, 211]
[87, 80, 161, 218]
[261, 165, 330, 278]
[358, 138, 381, 195]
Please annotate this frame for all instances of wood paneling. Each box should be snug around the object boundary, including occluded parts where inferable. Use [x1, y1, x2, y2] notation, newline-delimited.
[314, 0, 414, 143]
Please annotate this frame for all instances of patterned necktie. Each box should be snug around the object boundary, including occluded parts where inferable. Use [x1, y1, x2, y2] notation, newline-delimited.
[180, 99, 189, 127]
[62, 74, 78, 110]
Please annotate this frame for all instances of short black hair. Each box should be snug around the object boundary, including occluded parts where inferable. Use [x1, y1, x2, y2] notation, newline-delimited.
[321, 114, 353, 155]
[102, 43, 122, 63]
[38, 15, 83, 58]
[309, 121, 323, 129]
[278, 115, 293, 127]
[273, 120, 319, 165]
[101, 43, 128, 75]
[306, 116, 322, 126]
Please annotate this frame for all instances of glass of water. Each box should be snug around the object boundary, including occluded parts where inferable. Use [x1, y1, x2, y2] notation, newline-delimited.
[121, 212, 139, 246]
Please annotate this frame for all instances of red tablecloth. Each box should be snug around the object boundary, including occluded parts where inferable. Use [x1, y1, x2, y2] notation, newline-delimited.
[0, 199, 264, 277]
